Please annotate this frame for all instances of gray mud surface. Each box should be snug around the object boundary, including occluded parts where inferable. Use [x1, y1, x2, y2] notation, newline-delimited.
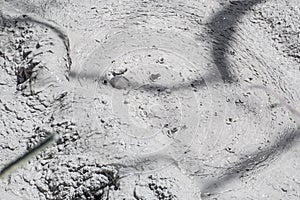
[1, 0, 300, 199]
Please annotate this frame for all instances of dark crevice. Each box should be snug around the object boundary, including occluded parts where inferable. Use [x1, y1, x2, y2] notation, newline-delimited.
[209, 0, 266, 83]
[201, 128, 299, 198]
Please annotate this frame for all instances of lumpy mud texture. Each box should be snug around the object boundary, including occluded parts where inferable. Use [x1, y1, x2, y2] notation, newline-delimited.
[1, 0, 300, 199]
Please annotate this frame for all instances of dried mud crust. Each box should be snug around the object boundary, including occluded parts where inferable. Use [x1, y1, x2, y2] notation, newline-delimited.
[1, 0, 300, 200]
[31, 159, 120, 200]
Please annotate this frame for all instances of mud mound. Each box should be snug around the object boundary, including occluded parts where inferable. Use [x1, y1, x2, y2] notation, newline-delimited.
[1, 0, 300, 199]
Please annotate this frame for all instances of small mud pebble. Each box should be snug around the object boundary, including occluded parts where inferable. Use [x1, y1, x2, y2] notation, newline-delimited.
[165, 89, 171, 94]
[109, 76, 130, 89]
[112, 68, 127, 76]
[150, 73, 161, 82]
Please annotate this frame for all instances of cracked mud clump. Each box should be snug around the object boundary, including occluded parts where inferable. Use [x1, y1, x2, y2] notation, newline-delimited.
[34, 161, 120, 200]
[148, 175, 177, 200]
